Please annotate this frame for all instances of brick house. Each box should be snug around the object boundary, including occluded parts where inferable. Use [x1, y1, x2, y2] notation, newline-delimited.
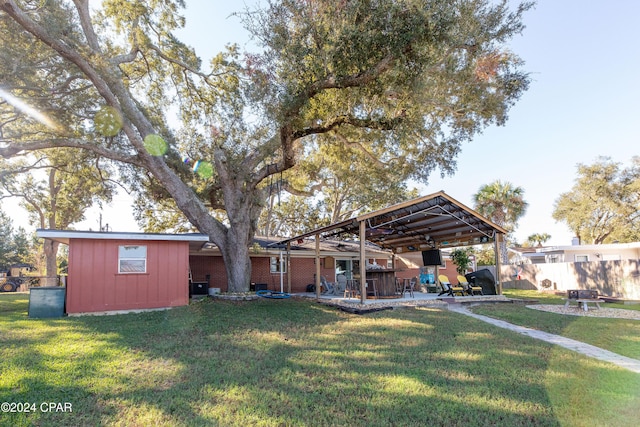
[190, 237, 395, 293]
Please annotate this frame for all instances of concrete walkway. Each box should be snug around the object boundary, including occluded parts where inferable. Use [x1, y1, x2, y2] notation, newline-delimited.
[448, 304, 640, 374]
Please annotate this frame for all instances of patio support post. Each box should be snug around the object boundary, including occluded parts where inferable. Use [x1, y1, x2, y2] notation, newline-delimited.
[434, 247, 440, 288]
[495, 233, 503, 294]
[286, 242, 291, 293]
[360, 220, 367, 304]
[315, 234, 321, 299]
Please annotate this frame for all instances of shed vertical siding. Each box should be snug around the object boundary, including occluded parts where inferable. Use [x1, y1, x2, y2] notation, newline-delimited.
[67, 239, 189, 314]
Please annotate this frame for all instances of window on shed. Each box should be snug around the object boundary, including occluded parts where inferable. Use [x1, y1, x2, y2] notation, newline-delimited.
[575, 254, 589, 262]
[118, 245, 147, 273]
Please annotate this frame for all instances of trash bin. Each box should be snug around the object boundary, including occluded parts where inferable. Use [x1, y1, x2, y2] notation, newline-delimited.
[28, 287, 66, 318]
[190, 282, 209, 295]
[250, 283, 268, 292]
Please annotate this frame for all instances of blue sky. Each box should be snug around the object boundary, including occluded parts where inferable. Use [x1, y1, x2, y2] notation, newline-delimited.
[6, 1, 640, 246]
[418, 0, 640, 245]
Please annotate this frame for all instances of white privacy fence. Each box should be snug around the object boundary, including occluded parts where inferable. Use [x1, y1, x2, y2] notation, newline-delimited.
[499, 260, 640, 300]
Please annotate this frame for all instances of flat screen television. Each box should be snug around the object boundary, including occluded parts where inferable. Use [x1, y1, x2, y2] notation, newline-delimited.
[421, 249, 442, 266]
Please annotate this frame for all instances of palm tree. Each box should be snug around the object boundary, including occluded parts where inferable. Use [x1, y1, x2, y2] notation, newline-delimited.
[473, 180, 528, 264]
[526, 232, 551, 247]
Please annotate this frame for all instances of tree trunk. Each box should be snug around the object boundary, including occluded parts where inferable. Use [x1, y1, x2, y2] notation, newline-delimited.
[43, 239, 59, 287]
[220, 233, 253, 293]
[212, 194, 260, 293]
[218, 190, 263, 293]
[197, 150, 265, 293]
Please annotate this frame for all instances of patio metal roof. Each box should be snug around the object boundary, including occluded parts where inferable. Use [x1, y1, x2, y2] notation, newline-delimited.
[279, 191, 507, 253]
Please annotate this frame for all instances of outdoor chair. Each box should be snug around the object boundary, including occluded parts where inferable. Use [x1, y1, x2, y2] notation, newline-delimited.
[366, 278, 378, 298]
[320, 276, 336, 295]
[438, 274, 453, 296]
[402, 277, 416, 298]
[457, 275, 483, 296]
[336, 274, 347, 294]
[344, 279, 359, 299]
[395, 277, 404, 296]
[438, 274, 464, 296]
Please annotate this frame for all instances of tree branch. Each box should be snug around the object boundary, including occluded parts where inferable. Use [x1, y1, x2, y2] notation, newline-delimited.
[0, 0, 121, 106]
[0, 138, 144, 167]
[0, 187, 45, 228]
[279, 180, 323, 198]
[287, 53, 397, 119]
[147, 43, 207, 80]
[0, 158, 48, 178]
[332, 132, 386, 167]
[110, 17, 141, 65]
[72, 0, 101, 52]
[111, 49, 140, 65]
[251, 110, 404, 188]
[293, 112, 405, 140]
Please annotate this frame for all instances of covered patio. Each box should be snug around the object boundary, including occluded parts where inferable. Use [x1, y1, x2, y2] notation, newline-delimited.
[278, 191, 508, 303]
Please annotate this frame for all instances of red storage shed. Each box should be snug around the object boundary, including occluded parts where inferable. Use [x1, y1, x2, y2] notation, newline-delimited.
[37, 230, 210, 315]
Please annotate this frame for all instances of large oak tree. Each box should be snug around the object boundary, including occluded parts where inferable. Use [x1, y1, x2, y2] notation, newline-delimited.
[0, 151, 114, 284]
[1, 0, 532, 292]
[553, 156, 640, 244]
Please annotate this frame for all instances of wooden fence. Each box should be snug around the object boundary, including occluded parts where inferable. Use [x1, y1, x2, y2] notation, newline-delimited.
[499, 260, 640, 300]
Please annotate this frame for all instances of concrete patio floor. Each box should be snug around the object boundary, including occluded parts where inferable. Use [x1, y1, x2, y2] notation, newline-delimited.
[295, 291, 510, 307]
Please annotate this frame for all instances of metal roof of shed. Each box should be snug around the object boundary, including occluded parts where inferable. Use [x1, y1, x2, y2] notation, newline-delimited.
[36, 229, 211, 252]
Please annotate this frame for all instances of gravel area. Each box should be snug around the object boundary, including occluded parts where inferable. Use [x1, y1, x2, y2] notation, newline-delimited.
[527, 304, 640, 320]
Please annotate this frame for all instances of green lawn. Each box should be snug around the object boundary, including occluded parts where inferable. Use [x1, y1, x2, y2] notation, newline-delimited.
[469, 289, 640, 359]
[1, 293, 639, 426]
